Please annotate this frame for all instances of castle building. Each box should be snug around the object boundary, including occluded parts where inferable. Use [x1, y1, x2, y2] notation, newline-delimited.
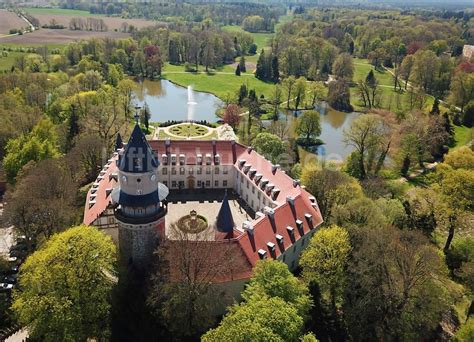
[83, 123, 324, 282]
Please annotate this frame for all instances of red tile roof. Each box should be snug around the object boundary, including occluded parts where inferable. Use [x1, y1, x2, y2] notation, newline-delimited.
[83, 140, 323, 281]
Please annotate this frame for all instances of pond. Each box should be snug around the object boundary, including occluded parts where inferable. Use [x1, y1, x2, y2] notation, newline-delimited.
[266, 102, 361, 161]
[133, 79, 359, 160]
[133, 79, 223, 123]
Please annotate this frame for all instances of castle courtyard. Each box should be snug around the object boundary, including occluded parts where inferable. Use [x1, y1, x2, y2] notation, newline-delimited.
[165, 189, 256, 236]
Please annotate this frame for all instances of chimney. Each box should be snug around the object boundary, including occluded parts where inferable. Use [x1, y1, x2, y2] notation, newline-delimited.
[242, 221, 254, 235]
[296, 219, 304, 233]
[305, 213, 313, 229]
[264, 206, 275, 219]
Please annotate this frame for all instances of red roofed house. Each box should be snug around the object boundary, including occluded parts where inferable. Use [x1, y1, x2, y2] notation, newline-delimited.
[83, 122, 323, 293]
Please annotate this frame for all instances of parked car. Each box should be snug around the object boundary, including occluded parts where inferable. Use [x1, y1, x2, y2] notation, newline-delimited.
[0, 283, 13, 292]
[9, 248, 27, 259]
[2, 274, 17, 284]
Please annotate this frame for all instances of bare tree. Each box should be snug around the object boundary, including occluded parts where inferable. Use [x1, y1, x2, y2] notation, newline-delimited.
[148, 222, 250, 338]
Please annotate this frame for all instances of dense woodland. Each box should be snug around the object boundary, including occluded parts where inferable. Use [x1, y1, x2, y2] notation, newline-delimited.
[0, 1, 473, 341]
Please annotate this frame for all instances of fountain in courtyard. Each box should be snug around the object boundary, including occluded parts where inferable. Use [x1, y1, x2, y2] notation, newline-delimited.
[187, 85, 197, 122]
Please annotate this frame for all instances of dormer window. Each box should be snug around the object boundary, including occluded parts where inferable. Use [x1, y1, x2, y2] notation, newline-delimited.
[206, 154, 212, 165]
[214, 154, 220, 165]
[179, 154, 185, 165]
[171, 154, 177, 165]
[258, 249, 267, 259]
[162, 154, 168, 165]
[197, 154, 202, 165]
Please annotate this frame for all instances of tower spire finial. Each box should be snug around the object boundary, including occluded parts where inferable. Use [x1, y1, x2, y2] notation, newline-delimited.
[134, 105, 141, 125]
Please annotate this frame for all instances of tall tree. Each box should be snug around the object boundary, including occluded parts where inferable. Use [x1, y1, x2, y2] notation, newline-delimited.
[343, 114, 391, 179]
[3, 118, 60, 183]
[202, 260, 311, 341]
[148, 223, 246, 339]
[12, 226, 116, 341]
[282, 76, 297, 109]
[239, 56, 246, 73]
[301, 225, 351, 314]
[223, 104, 241, 130]
[295, 110, 321, 145]
[4, 159, 77, 252]
[332, 53, 354, 81]
[255, 49, 267, 81]
[253, 132, 287, 164]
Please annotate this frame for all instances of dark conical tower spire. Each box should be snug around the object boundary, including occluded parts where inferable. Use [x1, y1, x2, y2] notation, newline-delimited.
[118, 124, 158, 173]
[115, 132, 123, 151]
[216, 190, 235, 234]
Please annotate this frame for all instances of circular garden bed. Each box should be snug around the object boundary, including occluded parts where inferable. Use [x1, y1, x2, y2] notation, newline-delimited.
[168, 123, 210, 137]
[177, 211, 208, 234]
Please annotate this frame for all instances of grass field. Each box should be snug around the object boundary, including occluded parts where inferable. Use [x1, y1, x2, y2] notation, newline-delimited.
[453, 125, 473, 148]
[350, 58, 439, 112]
[162, 63, 275, 99]
[22, 7, 103, 17]
[221, 25, 273, 52]
[0, 51, 25, 71]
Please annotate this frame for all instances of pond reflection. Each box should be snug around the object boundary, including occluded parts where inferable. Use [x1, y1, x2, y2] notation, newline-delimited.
[132, 79, 222, 123]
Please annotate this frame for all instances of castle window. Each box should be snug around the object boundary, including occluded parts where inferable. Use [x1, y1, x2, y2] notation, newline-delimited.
[179, 181, 184, 188]
[252, 186, 255, 194]
[246, 180, 249, 189]
[189, 168, 193, 175]
[223, 180, 228, 187]
[206, 167, 211, 175]
[162, 168, 167, 175]
[215, 180, 219, 187]
[257, 192, 261, 199]
[197, 180, 202, 187]
[171, 167, 177, 175]
[223, 167, 228, 174]
[215, 167, 219, 174]
[180, 167, 185, 175]
[206, 180, 210, 187]
[197, 167, 202, 175]
[172, 181, 177, 188]
[163, 181, 168, 186]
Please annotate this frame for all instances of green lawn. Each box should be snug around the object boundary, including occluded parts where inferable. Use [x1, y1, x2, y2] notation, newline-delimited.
[23, 7, 103, 17]
[0, 42, 67, 49]
[353, 58, 393, 86]
[0, 51, 29, 71]
[350, 58, 439, 112]
[162, 63, 274, 99]
[453, 125, 473, 148]
[221, 25, 273, 51]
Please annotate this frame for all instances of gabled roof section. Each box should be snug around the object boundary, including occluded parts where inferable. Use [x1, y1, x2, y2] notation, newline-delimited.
[215, 190, 235, 234]
[118, 124, 158, 173]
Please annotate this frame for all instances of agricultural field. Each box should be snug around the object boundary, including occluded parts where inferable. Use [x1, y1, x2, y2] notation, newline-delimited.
[0, 10, 26, 35]
[23, 7, 156, 31]
[0, 29, 130, 45]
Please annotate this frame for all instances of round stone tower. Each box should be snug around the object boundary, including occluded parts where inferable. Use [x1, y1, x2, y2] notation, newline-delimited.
[112, 121, 168, 267]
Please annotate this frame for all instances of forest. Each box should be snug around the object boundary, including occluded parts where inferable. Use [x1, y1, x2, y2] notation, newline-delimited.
[0, 1, 473, 341]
